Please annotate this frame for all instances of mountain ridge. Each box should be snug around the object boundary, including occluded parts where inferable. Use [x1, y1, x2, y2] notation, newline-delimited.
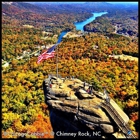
[2, 2, 47, 16]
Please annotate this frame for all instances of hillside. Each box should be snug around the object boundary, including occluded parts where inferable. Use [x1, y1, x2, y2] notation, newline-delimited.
[2, 2, 138, 138]
[84, 3, 138, 37]
[2, 2, 47, 15]
[2, 31, 138, 138]
[2, 2, 91, 32]
[2, 2, 138, 38]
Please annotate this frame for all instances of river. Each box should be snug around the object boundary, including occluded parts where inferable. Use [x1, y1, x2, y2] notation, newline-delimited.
[57, 11, 108, 43]
[57, 12, 108, 43]
[74, 12, 108, 31]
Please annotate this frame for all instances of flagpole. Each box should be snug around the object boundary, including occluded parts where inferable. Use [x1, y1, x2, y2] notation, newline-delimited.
[56, 44, 58, 78]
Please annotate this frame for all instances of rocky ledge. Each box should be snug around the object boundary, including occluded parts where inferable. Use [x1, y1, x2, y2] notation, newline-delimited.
[43, 76, 130, 138]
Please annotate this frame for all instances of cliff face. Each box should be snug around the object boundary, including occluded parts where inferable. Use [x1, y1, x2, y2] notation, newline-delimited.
[43, 76, 130, 138]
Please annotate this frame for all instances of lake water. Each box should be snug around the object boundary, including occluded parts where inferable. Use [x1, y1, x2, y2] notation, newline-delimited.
[57, 31, 68, 44]
[74, 12, 108, 31]
[57, 11, 108, 43]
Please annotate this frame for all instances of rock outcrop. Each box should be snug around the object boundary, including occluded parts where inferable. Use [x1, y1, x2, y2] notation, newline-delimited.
[43, 76, 130, 138]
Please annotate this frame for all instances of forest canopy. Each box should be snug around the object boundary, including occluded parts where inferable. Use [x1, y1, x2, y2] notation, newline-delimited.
[2, 2, 138, 138]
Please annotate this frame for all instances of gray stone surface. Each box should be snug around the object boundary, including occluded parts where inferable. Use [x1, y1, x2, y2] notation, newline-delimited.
[44, 76, 130, 138]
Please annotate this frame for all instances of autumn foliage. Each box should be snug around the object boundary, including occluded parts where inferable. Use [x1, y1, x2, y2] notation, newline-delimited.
[2, 26, 138, 137]
[2, 114, 54, 138]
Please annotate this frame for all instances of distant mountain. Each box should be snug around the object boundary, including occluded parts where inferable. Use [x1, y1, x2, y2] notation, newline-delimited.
[13, 2, 46, 13]
[2, 2, 23, 16]
[82, 2, 113, 12]
[2, 1, 138, 37]
[2, 2, 47, 17]
[30, 1, 113, 14]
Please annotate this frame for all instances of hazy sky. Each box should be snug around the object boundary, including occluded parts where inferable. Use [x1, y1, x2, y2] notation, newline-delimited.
[54, 2, 138, 4]
[108, 2, 138, 4]
[28, 2, 138, 4]
[27, 1, 138, 5]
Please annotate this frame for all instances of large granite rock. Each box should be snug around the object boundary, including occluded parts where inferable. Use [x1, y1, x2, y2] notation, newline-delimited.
[43, 76, 130, 138]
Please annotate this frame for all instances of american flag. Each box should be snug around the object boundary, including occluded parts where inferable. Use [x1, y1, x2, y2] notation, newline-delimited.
[37, 43, 59, 64]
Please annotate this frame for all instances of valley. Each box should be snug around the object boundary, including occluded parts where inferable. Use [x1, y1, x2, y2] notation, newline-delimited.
[2, 2, 138, 139]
